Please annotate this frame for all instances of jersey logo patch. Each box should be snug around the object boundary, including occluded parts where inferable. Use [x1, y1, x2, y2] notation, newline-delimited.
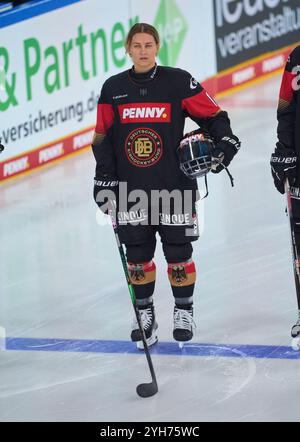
[125, 128, 163, 168]
[119, 103, 171, 123]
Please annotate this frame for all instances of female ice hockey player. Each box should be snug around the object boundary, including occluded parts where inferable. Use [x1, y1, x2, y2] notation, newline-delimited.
[92, 23, 240, 349]
[270, 45, 300, 342]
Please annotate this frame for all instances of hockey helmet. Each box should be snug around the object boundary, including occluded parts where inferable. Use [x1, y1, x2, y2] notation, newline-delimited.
[177, 131, 216, 179]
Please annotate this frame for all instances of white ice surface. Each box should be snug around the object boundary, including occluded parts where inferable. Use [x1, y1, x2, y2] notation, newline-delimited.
[1, 75, 300, 422]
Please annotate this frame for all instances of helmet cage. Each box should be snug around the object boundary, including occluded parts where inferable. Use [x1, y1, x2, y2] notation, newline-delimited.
[178, 133, 215, 179]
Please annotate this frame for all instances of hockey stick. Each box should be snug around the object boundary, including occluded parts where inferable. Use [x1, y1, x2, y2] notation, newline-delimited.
[109, 208, 158, 398]
[285, 179, 300, 311]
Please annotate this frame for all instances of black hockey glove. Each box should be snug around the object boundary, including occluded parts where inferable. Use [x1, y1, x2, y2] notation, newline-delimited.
[211, 135, 241, 174]
[270, 142, 297, 194]
[93, 176, 119, 216]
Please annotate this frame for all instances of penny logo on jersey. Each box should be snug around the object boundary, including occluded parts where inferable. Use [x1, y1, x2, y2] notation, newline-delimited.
[119, 103, 171, 123]
[125, 128, 163, 168]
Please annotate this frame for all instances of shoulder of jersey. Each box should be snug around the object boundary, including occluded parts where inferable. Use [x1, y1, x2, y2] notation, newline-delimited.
[158, 66, 191, 78]
[158, 66, 198, 93]
[289, 45, 300, 64]
[103, 70, 129, 88]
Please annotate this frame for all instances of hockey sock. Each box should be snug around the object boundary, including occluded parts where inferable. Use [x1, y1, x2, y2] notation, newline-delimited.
[128, 261, 156, 307]
[167, 259, 196, 310]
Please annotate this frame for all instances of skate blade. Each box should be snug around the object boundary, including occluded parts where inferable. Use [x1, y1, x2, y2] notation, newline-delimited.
[136, 333, 158, 350]
[291, 337, 300, 351]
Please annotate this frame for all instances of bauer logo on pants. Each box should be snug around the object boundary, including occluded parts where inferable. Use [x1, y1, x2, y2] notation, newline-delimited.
[125, 128, 163, 168]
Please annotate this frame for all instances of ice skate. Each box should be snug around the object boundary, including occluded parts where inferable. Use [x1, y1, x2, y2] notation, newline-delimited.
[131, 305, 158, 350]
[173, 307, 196, 348]
[291, 317, 300, 351]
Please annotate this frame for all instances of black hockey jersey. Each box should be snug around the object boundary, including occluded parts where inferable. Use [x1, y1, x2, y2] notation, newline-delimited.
[93, 65, 233, 196]
[277, 45, 300, 153]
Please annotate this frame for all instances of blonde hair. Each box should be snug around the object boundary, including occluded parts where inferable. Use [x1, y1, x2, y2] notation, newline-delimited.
[125, 23, 160, 52]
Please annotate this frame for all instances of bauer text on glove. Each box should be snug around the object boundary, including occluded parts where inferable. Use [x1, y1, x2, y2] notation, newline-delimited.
[93, 177, 119, 215]
[270, 142, 297, 194]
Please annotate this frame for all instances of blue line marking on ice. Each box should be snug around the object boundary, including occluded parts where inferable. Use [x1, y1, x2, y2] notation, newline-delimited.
[5, 337, 300, 360]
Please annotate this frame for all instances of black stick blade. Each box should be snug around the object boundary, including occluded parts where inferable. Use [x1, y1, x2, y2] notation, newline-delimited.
[136, 381, 158, 398]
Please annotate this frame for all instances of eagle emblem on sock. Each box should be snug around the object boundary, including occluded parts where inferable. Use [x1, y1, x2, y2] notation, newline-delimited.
[172, 265, 188, 285]
[130, 264, 145, 283]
